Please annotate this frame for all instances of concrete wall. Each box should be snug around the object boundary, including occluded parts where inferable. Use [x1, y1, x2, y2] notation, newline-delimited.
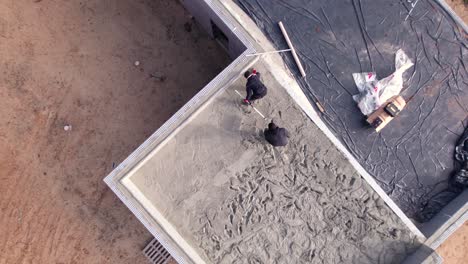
[422, 189, 468, 247]
[402, 190, 467, 263]
[402, 245, 442, 264]
[180, 0, 246, 59]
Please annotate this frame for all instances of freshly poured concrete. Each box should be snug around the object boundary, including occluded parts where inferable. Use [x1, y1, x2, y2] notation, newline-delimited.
[121, 62, 420, 263]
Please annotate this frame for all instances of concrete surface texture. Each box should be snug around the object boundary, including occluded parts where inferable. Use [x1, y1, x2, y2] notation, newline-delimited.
[0, 0, 229, 263]
[124, 62, 421, 263]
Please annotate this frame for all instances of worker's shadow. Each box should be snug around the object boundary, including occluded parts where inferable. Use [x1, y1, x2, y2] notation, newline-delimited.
[194, 90, 271, 145]
[190, 122, 285, 167]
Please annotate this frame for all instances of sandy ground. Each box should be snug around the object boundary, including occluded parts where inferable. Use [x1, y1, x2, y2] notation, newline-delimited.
[437, 222, 468, 264]
[446, 0, 468, 24]
[0, 0, 229, 263]
[126, 62, 421, 263]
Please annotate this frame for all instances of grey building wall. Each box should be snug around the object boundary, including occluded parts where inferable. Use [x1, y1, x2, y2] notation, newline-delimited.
[422, 189, 468, 245]
[179, 0, 246, 59]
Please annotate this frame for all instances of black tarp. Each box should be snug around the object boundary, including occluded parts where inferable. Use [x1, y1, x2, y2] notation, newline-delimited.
[237, 0, 467, 222]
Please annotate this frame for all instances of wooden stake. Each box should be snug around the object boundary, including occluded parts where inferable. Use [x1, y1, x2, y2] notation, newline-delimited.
[234, 90, 266, 119]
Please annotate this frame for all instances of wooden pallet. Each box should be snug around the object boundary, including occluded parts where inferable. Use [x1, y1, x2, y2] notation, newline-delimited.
[366, 96, 406, 132]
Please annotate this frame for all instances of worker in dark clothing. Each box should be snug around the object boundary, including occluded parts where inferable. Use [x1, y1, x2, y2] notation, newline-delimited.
[264, 121, 290, 147]
[243, 68, 267, 104]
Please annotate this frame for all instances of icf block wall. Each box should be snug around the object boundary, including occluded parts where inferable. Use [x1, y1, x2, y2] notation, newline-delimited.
[179, 0, 246, 59]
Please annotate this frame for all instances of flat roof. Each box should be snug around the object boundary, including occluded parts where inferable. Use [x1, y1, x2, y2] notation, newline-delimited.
[110, 60, 422, 263]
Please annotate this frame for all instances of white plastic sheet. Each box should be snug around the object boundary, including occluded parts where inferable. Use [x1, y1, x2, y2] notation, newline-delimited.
[352, 49, 414, 115]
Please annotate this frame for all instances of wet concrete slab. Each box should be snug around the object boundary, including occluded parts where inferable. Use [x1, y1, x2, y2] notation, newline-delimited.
[122, 62, 421, 263]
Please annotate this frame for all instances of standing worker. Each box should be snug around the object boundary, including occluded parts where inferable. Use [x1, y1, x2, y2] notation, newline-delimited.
[243, 68, 267, 104]
[264, 120, 290, 147]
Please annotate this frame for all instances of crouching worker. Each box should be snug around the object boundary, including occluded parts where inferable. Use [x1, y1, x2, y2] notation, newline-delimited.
[243, 68, 267, 104]
[264, 121, 290, 147]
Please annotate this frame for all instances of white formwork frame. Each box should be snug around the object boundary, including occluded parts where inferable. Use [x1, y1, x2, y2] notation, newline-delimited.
[105, 0, 467, 263]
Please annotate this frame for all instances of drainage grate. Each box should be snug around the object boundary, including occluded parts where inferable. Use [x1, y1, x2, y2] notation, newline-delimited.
[143, 238, 172, 264]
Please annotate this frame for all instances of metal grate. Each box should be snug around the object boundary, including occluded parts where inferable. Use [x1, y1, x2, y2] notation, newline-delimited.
[143, 238, 172, 264]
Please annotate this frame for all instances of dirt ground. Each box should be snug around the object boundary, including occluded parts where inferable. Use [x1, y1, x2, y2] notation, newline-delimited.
[446, 0, 468, 24]
[0, 0, 229, 263]
[437, 222, 468, 264]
